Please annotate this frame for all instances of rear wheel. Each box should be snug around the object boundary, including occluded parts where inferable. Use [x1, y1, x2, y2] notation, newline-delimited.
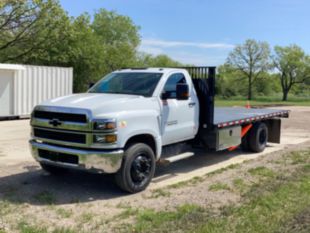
[115, 143, 155, 193]
[241, 133, 250, 151]
[248, 122, 268, 152]
[40, 163, 68, 175]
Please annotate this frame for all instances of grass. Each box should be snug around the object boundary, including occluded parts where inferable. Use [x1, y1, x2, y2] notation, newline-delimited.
[125, 204, 205, 233]
[18, 221, 76, 233]
[117, 207, 139, 219]
[78, 212, 94, 224]
[208, 182, 230, 191]
[167, 176, 204, 189]
[55, 208, 73, 218]
[33, 191, 56, 205]
[168, 164, 241, 190]
[248, 166, 276, 178]
[119, 150, 310, 233]
[197, 172, 310, 233]
[232, 178, 247, 193]
[276, 206, 310, 233]
[18, 221, 47, 233]
[207, 163, 242, 176]
[0, 200, 13, 216]
[215, 99, 310, 107]
[149, 189, 171, 198]
[290, 151, 309, 164]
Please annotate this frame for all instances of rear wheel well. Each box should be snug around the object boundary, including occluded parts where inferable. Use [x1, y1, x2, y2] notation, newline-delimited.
[125, 134, 156, 156]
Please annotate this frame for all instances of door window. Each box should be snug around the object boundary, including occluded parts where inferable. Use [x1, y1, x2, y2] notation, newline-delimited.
[162, 73, 187, 99]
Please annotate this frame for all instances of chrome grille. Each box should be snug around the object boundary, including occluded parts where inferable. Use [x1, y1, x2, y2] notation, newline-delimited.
[34, 110, 87, 123]
[31, 107, 92, 132]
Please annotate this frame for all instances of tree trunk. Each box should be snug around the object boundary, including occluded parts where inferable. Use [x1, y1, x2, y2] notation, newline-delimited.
[282, 89, 288, 101]
[248, 75, 252, 100]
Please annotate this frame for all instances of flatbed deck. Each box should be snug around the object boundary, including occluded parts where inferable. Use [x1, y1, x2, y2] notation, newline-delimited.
[214, 107, 289, 128]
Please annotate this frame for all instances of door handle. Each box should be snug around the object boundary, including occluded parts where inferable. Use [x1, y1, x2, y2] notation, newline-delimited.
[188, 102, 196, 107]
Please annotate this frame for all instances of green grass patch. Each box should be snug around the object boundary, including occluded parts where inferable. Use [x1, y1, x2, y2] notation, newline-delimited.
[149, 189, 171, 198]
[117, 207, 139, 219]
[123, 171, 310, 233]
[55, 208, 73, 218]
[167, 176, 204, 189]
[232, 178, 247, 193]
[248, 166, 276, 178]
[290, 151, 309, 164]
[18, 221, 48, 233]
[209, 182, 230, 191]
[207, 163, 242, 177]
[78, 212, 94, 224]
[18, 221, 76, 233]
[120, 150, 310, 233]
[168, 165, 241, 190]
[276, 206, 310, 233]
[197, 174, 310, 233]
[0, 200, 13, 216]
[123, 204, 205, 233]
[52, 228, 76, 233]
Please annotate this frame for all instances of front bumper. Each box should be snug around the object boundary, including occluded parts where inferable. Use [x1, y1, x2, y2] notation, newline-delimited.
[30, 140, 124, 173]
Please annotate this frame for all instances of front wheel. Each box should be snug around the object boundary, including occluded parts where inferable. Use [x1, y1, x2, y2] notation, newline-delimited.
[115, 143, 156, 193]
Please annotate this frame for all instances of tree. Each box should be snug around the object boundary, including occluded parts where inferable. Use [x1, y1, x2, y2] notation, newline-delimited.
[273, 45, 310, 101]
[0, 0, 70, 63]
[92, 9, 140, 73]
[226, 39, 271, 100]
[136, 53, 182, 67]
[0, 1, 182, 92]
[68, 14, 105, 92]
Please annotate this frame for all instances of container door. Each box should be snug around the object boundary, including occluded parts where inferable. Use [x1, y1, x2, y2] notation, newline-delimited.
[0, 70, 13, 116]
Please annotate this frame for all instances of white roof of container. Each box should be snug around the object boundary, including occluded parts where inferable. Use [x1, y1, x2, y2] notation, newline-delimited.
[0, 63, 25, 70]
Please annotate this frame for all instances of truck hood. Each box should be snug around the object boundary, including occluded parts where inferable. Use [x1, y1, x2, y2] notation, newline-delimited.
[39, 93, 158, 118]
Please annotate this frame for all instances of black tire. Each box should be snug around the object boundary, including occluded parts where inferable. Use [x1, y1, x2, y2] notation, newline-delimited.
[40, 163, 68, 175]
[248, 122, 268, 153]
[115, 143, 156, 193]
[241, 132, 250, 151]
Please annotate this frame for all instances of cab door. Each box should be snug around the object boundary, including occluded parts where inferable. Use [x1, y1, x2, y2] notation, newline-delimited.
[161, 73, 198, 145]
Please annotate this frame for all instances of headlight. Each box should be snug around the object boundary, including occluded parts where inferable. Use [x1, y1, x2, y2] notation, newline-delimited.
[93, 134, 117, 144]
[93, 119, 116, 130]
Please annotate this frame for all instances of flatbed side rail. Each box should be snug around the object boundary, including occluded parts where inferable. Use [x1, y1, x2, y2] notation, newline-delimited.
[216, 110, 289, 128]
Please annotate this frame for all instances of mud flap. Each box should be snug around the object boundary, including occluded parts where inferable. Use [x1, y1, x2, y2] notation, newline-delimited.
[265, 119, 281, 143]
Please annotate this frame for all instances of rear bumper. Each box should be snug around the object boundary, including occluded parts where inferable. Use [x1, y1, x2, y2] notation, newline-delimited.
[29, 140, 123, 173]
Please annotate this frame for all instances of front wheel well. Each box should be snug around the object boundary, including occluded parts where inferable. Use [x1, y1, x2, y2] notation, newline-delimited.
[125, 134, 157, 156]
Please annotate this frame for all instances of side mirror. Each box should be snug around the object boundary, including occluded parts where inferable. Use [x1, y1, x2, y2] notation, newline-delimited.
[89, 82, 95, 89]
[161, 92, 169, 100]
[176, 83, 189, 100]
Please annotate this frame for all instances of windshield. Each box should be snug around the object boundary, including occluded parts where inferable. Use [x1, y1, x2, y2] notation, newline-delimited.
[89, 72, 163, 97]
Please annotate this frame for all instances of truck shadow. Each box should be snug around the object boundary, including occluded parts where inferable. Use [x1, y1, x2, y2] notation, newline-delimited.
[0, 145, 276, 206]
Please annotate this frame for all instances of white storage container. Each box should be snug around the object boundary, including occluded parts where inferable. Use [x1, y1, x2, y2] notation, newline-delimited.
[0, 64, 73, 117]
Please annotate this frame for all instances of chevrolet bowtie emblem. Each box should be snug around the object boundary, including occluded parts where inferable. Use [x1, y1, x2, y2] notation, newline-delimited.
[49, 119, 62, 127]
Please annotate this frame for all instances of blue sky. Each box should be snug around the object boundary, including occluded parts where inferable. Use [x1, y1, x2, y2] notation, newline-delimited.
[59, 0, 310, 66]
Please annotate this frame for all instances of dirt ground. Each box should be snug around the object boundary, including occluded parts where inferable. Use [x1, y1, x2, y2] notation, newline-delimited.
[0, 106, 310, 232]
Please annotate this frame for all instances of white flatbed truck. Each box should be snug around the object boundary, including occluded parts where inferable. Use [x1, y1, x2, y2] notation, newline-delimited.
[29, 67, 289, 193]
